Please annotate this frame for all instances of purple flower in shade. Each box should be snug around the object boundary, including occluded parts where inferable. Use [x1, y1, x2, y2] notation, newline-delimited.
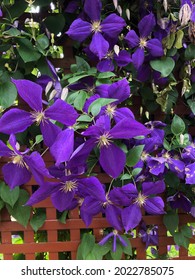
[99, 230, 127, 252]
[0, 134, 52, 189]
[79, 115, 149, 178]
[0, 79, 78, 147]
[36, 59, 62, 99]
[167, 192, 192, 212]
[139, 222, 158, 249]
[121, 181, 165, 232]
[190, 206, 195, 217]
[0, 8, 3, 17]
[66, 0, 126, 59]
[185, 162, 195, 184]
[182, 144, 195, 163]
[125, 13, 164, 69]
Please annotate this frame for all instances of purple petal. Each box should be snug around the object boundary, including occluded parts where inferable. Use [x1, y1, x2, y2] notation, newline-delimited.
[101, 14, 126, 38]
[24, 152, 52, 185]
[40, 120, 61, 147]
[51, 188, 75, 212]
[114, 50, 132, 67]
[11, 79, 43, 111]
[132, 47, 145, 69]
[45, 99, 78, 126]
[2, 163, 31, 189]
[84, 0, 101, 21]
[99, 232, 113, 246]
[97, 59, 114, 72]
[142, 180, 166, 196]
[144, 197, 165, 214]
[50, 128, 74, 165]
[138, 13, 156, 37]
[66, 18, 91, 42]
[89, 33, 109, 60]
[125, 30, 140, 48]
[108, 78, 130, 103]
[114, 107, 135, 123]
[147, 39, 164, 57]
[0, 140, 11, 157]
[122, 204, 142, 232]
[78, 177, 106, 201]
[110, 118, 149, 139]
[0, 109, 32, 134]
[185, 162, 195, 184]
[105, 204, 123, 231]
[25, 182, 59, 206]
[117, 234, 128, 247]
[99, 143, 126, 178]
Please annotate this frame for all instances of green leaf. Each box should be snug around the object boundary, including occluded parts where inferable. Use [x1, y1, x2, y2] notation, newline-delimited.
[36, 35, 49, 50]
[121, 235, 132, 256]
[173, 232, 189, 249]
[171, 115, 185, 135]
[77, 233, 95, 260]
[163, 211, 179, 235]
[185, 44, 195, 60]
[30, 209, 46, 232]
[126, 145, 144, 167]
[0, 182, 20, 208]
[35, 135, 43, 144]
[150, 57, 175, 77]
[120, 174, 132, 180]
[187, 99, 195, 114]
[110, 243, 123, 260]
[97, 72, 116, 79]
[174, 30, 184, 49]
[92, 243, 111, 260]
[0, 199, 5, 211]
[73, 90, 87, 111]
[44, 14, 65, 34]
[17, 38, 41, 63]
[77, 115, 93, 122]
[132, 168, 142, 177]
[181, 225, 192, 238]
[75, 56, 90, 72]
[0, 81, 17, 108]
[88, 98, 117, 116]
[58, 210, 68, 224]
[6, 189, 31, 227]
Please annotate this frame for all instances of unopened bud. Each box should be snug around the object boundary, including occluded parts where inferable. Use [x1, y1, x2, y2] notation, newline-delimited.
[180, 134, 184, 145]
[126, 9, 130, 20]
[114, 44, 120, 56]
[113, 0, 118, 9]
[179, 3, 192, 26]
[117, 5, 122, 17]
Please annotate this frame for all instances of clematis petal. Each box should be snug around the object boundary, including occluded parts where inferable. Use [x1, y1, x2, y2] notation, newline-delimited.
[125, 30, 140, 48]
[101, 14, 126, 38]
[50, 128, 74, 165]
[108, 78, 130, 103]
[110, 117, 149, 139]
[0, 140, 11, 157]
[40, 120, 61, 147]
[105, 204, 123, 231]
[11, 79, 43, 111]
[122, 204, 142, 232]
[78, 177, 106, 201]
[84, 0, 102, 21]
[99, 143, 126, 178]
[45, 99, 78, 126]
[25, 182, 60, 206]
[132, 47, 145, 69]
[51, 188, 75, 212]
[24, 152, 52, 185]
[89, 33, 109, 60]
[66, 18, 91, 42]
[97, 59, 114, 72]
[2, 163, 31, 189]
[114, 50, 132, 67]
[0, 109, 33, 134]
[114, 107, 135, 123]
[147, 39, 164, 57]
[142, 180, 166, 196]
[144, 197, 165, 215]
[138, 12, 156, 37]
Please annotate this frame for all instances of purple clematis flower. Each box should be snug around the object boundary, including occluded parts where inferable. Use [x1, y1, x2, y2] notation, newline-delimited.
[125, 13, 164, 69]
[185, 162, 195, 184]
[79, 115, 149, 178]
[66, 0, 126, 59]
[121, 181, 165, 232]
[0, 8, 3, 17]
[167, 192, 192, 212]
[99, 230, 127, 252]
[0, 79, 78, 147]
[0, 134, 52, 189]
[139, 222, 159, 249]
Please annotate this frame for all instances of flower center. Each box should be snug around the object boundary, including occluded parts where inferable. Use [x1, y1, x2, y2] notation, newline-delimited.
[10, 154, 28, 168]
[105, 104, 116, 118]
[60, 180, 78, 193]
[162, 152, 171, 159]
[31, 111, 46, 125]
[139, 38, 147, 48]
[106, 51, 114, 59]
[91, 21, 102, 33]
[97, 132, 113, 148]
[134, 192, 148, 207]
